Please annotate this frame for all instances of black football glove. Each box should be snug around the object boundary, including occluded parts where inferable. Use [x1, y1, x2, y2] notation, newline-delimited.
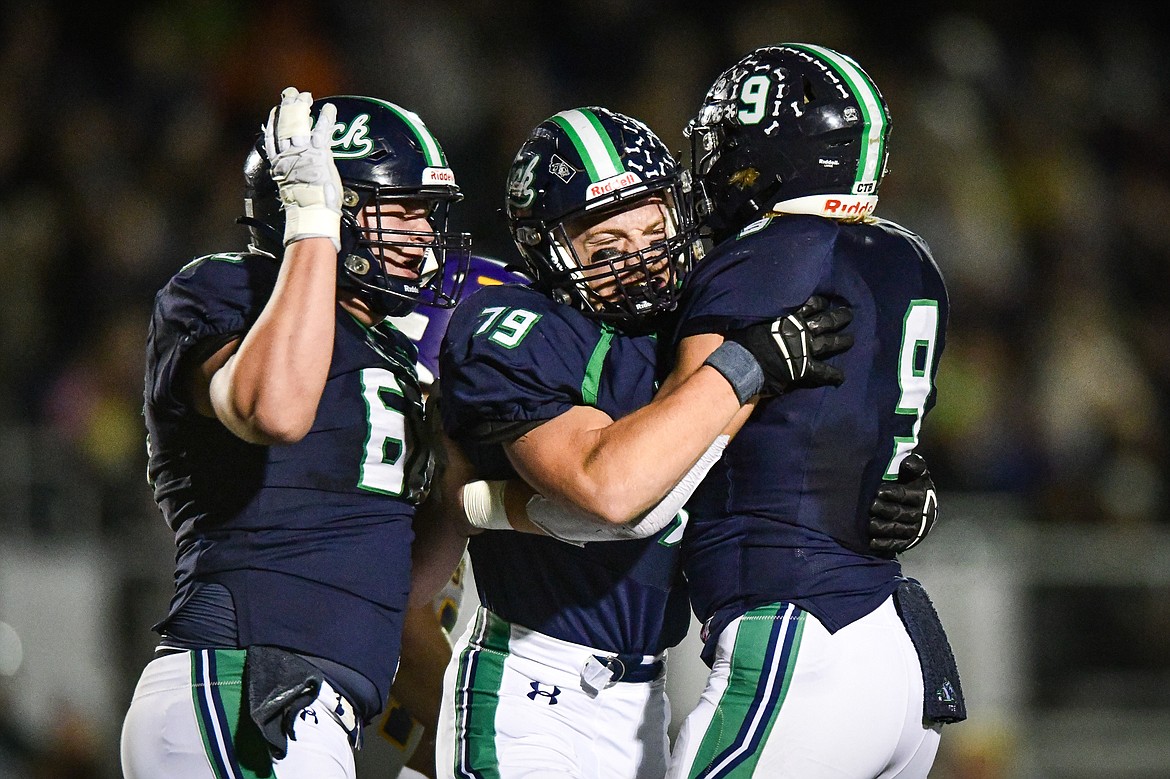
[725, 295, 854, 396]
[869, 453, 938, 554]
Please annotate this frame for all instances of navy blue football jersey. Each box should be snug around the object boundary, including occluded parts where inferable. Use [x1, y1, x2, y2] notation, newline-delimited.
[673, 215, 949, 654]
[439, 284, 691, 655]
[144, 251, 427, 716]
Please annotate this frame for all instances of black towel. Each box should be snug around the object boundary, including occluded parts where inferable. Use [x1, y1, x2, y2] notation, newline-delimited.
[893, 578, 967, 724]
[244, 645, 323, 759]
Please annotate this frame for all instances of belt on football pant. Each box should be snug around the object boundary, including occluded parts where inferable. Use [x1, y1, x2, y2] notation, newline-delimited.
[592, 653, 665, 683]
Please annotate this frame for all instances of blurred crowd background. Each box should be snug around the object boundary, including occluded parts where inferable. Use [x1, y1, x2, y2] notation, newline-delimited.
[1, 1, 1168, 777]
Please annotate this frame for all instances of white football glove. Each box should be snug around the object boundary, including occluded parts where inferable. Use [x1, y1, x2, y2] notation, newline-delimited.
[262, 87, 342, 250]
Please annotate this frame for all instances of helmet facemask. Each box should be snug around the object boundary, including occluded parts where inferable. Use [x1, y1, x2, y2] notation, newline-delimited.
[338, 185, 471, 318]
[538, 189, 693, 321]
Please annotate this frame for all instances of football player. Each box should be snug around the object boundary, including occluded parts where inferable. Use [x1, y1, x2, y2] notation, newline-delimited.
[419, 107, 938, 779]
[367, 255, 532, 779]
[120, 87, 471, 779]
[665, 44, 963, 779]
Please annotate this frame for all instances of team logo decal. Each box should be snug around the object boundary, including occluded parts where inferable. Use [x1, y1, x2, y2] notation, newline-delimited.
[549, 154, 575, 184]
[332, 113, 375, 159]
[506, 154, 540, 209]
[526, 682, 561, 705]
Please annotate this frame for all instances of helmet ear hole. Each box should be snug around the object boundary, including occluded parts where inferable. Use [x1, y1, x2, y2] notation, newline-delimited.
[515, 226, 541, 246]
[344, 255, 371, 276]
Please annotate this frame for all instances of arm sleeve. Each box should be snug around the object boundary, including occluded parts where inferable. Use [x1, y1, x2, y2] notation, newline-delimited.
[524, 434, 729, 545]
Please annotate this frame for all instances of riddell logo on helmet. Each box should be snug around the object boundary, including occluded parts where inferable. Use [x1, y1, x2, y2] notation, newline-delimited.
[587, 171, 641, 200]
[423, 167, 456, 185]
[824, 198, 876, 216]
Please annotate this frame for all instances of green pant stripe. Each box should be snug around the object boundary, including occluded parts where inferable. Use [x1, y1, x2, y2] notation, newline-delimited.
[452, 610, 511, 778]
[190, 649, 273, 779]
[688, 604, 806, 778]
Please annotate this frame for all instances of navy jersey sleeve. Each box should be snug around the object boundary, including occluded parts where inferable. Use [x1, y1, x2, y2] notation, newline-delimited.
[145, 253, 277, 414]
[438, 285, 600, 445]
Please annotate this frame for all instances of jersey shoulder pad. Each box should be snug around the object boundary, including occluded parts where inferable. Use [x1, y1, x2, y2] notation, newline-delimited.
[871, 217, 936, 264]
[679, 222, 827, 338]
[439, 286, 602, 438]
[146, 252, 276, 409]
[157, 252, 276, 340]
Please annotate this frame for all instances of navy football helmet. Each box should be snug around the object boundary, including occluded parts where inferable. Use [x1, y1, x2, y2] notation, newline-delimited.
[243, 95, 472, 316]
[686, 44, 891, 242]
[504, 107, 698, 322]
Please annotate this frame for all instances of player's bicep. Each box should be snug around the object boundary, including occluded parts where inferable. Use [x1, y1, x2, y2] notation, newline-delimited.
[503, 405, 615, 506]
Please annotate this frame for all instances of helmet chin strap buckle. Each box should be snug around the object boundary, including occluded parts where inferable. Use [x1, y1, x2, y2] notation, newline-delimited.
[344, 254, 371, 275]
[515, 226, 541, 246]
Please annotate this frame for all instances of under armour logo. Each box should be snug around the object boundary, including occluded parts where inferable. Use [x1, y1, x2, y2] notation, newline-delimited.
[526, 682, 560, 705]
[300, 707, 319, 725]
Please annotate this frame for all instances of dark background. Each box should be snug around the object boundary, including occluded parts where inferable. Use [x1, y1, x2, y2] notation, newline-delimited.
[1, 2, 1168, 777]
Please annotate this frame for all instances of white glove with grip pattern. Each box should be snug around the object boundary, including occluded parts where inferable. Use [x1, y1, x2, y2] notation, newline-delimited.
[263, 87, 342, 250]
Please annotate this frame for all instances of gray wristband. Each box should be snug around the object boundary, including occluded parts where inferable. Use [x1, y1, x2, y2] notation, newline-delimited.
[703, 341, 764, 404]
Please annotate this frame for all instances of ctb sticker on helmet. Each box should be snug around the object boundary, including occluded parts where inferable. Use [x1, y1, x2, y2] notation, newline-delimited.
[549, 155, 575, 184]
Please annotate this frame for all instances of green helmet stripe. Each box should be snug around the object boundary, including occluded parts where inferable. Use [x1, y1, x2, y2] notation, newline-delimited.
[551, 109, 624, 182]
[339, 95, 447, 167]
[789, 44, 886, 192]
